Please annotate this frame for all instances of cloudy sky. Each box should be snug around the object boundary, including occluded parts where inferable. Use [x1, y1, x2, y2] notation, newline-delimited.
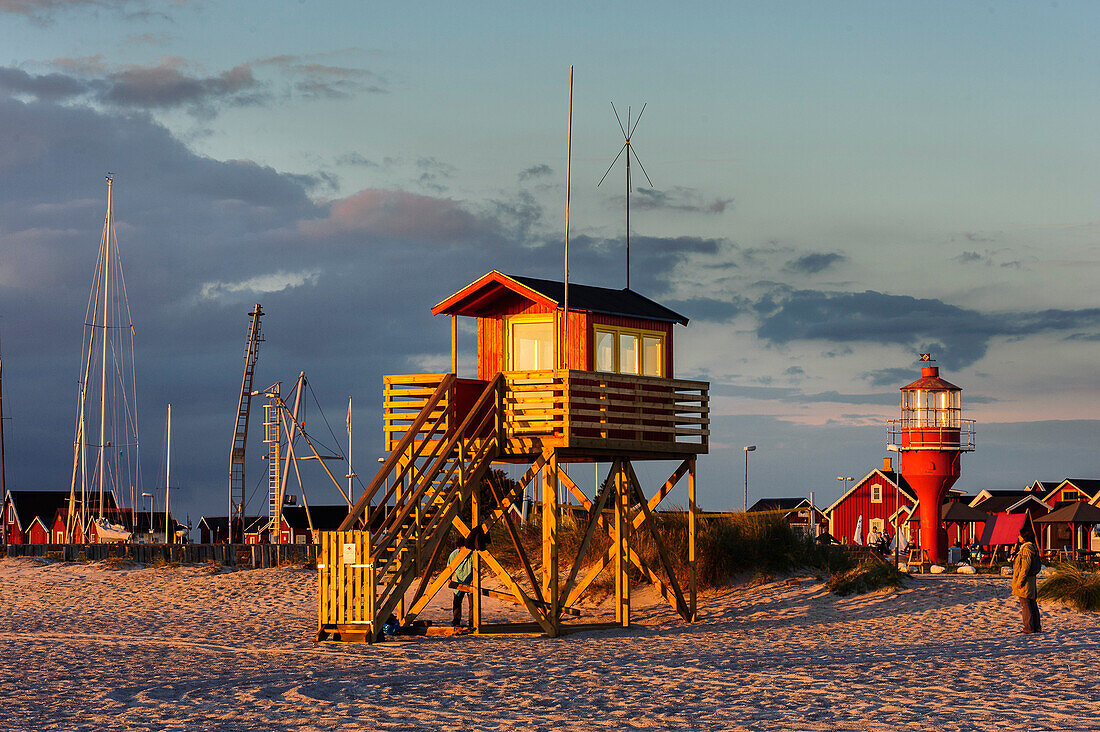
[1, 1, 1098, 526]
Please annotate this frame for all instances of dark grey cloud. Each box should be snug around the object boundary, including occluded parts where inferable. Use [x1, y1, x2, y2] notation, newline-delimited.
[256, 55, 387, 98]
[0, 67, 86, 100]
[415, 156, 455, 193]
[862, 367, 916, 388]
[335, 152, 379, 168]
[0, 0, 139, 20]
[630, 186, 732, 214]
[783, 251, 846, 275]
[0, 59, 267, 116]
[755, 288, 1100, 369]
[712, 384, 898, 406]
[1, 53, 383, 119]
[664, 297, 743, 322]
[953, 250, 984, 264]
[518, 164, 552, 182]
[97, 61, 264, 111]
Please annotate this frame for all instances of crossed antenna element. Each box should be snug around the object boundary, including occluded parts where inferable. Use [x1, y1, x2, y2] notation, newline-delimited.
[598, 102, 653, 290]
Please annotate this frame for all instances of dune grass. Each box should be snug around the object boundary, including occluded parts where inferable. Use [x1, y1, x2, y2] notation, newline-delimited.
[1037, 564, 1100, 612]
[468, 507, 891, 597]
[826, 561, 907, 596]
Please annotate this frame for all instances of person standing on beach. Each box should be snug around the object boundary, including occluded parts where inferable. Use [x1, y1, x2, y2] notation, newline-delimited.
[1011, 526, 1041, 634]
[448, 532, 479, 627]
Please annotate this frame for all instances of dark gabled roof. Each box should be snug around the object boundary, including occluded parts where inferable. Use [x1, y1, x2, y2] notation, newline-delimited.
[1060, 479, 1100, 498]
[431, 270, 689, 325]
[941, 502, 990, 523]
[747, 498, 809, 513]
[5, 490, 77, 529]
[1034, 501, 1100, 525]
[198, 516, 229, 531]
[972, 494, 1049, 514]
[282, 505, 350, 531]
[510, 275, 689, 325]
[199, 516, 261, 533]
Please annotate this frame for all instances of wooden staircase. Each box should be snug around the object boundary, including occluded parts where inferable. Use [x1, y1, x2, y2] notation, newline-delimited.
[318, 375, 502, 641]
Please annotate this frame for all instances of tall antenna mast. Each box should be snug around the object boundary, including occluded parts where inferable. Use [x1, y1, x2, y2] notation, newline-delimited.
[563, 66, 573, 370]
[598, 102, 653, 290]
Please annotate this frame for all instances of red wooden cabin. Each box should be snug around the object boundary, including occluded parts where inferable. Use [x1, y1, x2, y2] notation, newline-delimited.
[3, 490, 76, 544]
[382, 270, 709, 458]
[825, 458, 917, 544]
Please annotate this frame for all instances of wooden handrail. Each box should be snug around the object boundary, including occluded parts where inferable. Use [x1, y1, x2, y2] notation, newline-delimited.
[339, 373, 455, 531]
[369, 375, 502, 563]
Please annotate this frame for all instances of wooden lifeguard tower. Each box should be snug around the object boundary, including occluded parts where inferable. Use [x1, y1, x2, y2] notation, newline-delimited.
[317, 271, 709, 642]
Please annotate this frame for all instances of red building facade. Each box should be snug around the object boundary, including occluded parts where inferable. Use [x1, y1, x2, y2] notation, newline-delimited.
[825, 459, 917, 544]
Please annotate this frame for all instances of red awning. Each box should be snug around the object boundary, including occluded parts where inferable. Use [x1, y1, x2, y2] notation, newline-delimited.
[980, 513, 1027, 546]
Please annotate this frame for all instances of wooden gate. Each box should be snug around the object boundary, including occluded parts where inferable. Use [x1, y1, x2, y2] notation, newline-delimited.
[316, 530, 376, 643]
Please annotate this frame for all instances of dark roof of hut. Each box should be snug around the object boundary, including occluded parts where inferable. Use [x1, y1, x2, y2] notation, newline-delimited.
[432, 270, 689, 325]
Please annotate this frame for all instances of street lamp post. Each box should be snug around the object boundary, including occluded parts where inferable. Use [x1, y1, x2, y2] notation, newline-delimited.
[887, 444, 901, 566]
[141, 492, 152, 544]
[743, 445, 756, 511]
[836, 475, 853, 493]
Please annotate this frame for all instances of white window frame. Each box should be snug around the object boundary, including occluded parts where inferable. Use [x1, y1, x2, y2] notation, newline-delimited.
[871, 484, 883, 503]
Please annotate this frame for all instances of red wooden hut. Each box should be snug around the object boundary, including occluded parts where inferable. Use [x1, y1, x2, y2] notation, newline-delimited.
[3, 490, 75, 544]
[824, 458, 917, 544]
[747, 498, 826, 536]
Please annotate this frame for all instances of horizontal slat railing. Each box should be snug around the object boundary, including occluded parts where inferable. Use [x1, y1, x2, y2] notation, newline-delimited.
[502, 370, 708, 451]
[383, 373, 452, 452]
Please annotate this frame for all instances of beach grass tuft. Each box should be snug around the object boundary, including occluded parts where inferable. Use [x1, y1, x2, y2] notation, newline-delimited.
[826, 561, 907, 596]
[1037, 564, 1100, 612]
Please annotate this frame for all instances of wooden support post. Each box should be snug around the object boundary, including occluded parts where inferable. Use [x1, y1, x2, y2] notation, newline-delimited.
[688, 456, 697, 622]
[471, 466, 482, 633]
[542, 450, 560, 636]
[450, 315, 458, 375]
[615, 461, 630, 627]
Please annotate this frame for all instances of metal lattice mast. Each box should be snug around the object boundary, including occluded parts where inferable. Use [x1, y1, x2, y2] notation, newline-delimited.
[264, 384, 281, 535]
[228, 305, 263, 542]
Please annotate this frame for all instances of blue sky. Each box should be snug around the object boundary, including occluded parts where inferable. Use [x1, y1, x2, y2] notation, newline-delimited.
[1, 0, 1098, 523]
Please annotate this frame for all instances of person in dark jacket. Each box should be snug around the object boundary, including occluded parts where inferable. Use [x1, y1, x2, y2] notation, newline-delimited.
[1011, 526, 1041, 634]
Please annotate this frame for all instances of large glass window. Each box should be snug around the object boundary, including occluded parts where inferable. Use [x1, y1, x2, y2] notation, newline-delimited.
[619, 333, 638, 375]
[511, 320, 555, 371]
[642, 336, 662, 377]
[595, 330, 615, 372]
[594, 326, 664, 377]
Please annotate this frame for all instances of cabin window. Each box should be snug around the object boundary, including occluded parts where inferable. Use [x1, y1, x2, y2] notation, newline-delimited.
[870, 518, 885, 534]
[593, 326, 665, 377]
[642, 336, 663, 377]
[871, 484, 883, 503]
[619, 333, 639, 375]
[595, 330, 615, 372]
[1063, 490, 1079, 502]
[510, 318, 555, 371]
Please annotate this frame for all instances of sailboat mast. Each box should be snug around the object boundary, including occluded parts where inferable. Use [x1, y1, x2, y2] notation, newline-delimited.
[165, 403, 171, 544]
[0, 332, 6, 499]
[98, 175, 113, 519]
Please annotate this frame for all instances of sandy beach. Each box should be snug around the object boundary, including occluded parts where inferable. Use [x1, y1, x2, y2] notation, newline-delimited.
[1, 557, 1096, 732]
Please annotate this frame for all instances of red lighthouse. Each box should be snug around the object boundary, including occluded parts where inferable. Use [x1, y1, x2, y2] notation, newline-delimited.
[887, 359, 975, 564]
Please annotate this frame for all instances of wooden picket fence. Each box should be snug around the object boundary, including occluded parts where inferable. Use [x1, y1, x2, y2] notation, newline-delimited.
[0, 542, 317, 568]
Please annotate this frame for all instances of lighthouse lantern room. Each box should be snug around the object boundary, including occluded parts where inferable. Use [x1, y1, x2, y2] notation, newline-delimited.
[887, 359, 975, 565]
